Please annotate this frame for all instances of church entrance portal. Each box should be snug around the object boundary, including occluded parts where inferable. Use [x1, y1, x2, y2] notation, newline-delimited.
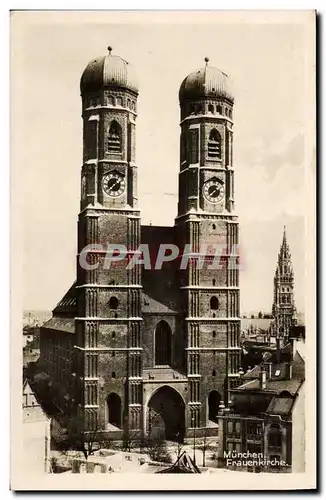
[147, 386, 185, 442]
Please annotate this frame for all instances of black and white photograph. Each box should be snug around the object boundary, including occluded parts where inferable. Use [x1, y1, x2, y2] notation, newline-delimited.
[10, 10, 316, 490]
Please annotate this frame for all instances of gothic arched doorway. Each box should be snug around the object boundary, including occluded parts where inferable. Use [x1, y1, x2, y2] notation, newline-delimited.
[155, 321, 172, 366]
[208, 390, 221, 422]
[148, 386, 185, 442]
[107, 393, 121, 428]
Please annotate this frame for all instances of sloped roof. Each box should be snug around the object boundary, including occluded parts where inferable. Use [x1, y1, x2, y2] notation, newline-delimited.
[266, 396, 294, 416]
[41, 317, 75, 334]
[53, 282, 77, 317]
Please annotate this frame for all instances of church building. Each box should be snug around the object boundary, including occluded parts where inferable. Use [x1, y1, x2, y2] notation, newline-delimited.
[40, 48, 241, 441]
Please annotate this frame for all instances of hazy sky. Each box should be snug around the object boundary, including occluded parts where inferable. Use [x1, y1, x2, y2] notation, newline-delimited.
[13, 11, 314, 314]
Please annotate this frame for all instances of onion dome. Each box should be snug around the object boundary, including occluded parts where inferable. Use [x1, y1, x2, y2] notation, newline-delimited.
[80, 46, 138, 94]
[179, 57, 234, 103]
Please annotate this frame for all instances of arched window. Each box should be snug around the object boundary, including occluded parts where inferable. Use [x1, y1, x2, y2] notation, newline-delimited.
[107, 95, 115, 106]
[212, 224, 216, 230]
[107, 121, 122, 153]
[212, 330, 216, 338]
[155, 321, 172, 366]
[212, 369, 216, 376]
[109, 297, 119, 309]
[217, 105, 222, 114]
[208, 104, 214, 113]
[116, 96, 122, 106]
[212, 279, 216, 286]
[208, 129, 221, 159]
[112, 331, 116, 339]
[210, 296, 219, 310]
[127, 98, 131, 108]
[111, 371, 116, 379]
[107, 393, 121, 428]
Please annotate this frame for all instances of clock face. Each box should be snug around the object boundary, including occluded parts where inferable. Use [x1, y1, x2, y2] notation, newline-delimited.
[102, 172, 126, 197]
[203, 178, 225, 204]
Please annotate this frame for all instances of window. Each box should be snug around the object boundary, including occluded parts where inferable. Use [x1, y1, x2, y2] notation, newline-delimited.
[212, 279, 216, 286]
[212, 224, 216, 230]
[112, 351, 115, 357]
[107, 121, 122, 153]
[217, 105, 222, 114]
[188, 129, 199, 164]
[127, 98, 131, 109]
[155, 320, 172, 366]
[112, 331, 116, 339]
[116, 96, 122, 106]
[212, 330, 216, 338]
[208, 129, 221, 159]
[107, 95, 115, 106]
[210, 296, 219, 310]
[208, 104, 214, 113]
[212, 369, 216, 376]
[109, 297, 119, 309]
[111, 371, 116, 379]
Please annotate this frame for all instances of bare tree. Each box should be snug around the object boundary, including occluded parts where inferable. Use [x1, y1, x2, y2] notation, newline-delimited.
[55, 415, 110, 461]
[197, 430, 210, 467]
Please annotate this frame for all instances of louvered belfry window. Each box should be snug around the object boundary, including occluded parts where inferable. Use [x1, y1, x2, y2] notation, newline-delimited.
[107, 121, 122, 153]
[208, 129, 221, 159]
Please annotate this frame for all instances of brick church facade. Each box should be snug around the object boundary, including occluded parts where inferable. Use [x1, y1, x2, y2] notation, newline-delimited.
[40, 48, 241, 441]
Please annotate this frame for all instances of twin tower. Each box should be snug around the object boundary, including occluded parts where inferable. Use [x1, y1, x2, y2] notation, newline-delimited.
[56, 48, 241, 440]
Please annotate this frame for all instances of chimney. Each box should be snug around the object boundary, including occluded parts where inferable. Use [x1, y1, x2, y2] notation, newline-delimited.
[260, 365, 267, 390]
[276, 336, 281, 364]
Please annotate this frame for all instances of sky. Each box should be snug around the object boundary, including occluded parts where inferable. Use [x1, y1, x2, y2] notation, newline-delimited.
[12, 11, 315, 315]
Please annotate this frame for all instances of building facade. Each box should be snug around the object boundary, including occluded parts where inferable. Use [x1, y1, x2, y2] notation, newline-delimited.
[217, 341, 305, 473]
[40, 48, 241, 441]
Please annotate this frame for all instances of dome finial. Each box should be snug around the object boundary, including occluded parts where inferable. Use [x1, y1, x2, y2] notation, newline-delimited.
[107, 46, 113, 55]
[204, 57, 209, 66]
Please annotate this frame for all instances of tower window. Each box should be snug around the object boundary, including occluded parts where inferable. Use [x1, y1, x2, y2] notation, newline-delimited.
[210, 296, 219, 310]
[212, 330, 216, 338]
[116, 96, 122, 106]
[208, 129, 221, 159]
[107, 121, 122, 153]
[111, 371, 116, 379]
[190, 104, 196, 114]
[188, 128, 199, 164]
[208, 104, 214, 113]
[109, 296, 119, 309]
[108, 95, 115, 106]
[217, 105, 222, 114]
[212, 224, 216, 230]
[112, 331, 116, 339]
[212, 370, 216, 377]
[127, 98, 131, 108]
[111, 351, 115, 357]
[212, 279, 216, 286]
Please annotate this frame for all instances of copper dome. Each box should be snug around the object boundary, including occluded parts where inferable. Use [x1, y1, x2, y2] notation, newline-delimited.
[80, 48, 138, 94]
[179, 60, 234, 103]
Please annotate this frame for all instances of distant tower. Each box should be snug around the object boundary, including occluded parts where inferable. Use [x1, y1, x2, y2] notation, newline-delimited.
[272, 226, 296, 340]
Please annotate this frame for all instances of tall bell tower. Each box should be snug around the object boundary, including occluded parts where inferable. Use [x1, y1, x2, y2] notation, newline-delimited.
[176, 58, 241, 431]
[75, 47, 142, 436]
[272, 226, 297, 341]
